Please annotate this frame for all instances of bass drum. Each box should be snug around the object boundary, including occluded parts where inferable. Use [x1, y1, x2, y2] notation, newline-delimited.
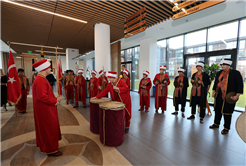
[236, 110, 246, 143]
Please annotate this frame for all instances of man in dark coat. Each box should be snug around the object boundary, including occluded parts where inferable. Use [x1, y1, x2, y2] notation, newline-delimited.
[172, 67, 189, 118]
[187, 61, 211, 124]
[209, 59, 243, 134]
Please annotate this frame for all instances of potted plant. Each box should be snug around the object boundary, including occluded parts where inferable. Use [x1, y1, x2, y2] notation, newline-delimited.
[203, 63, 221, 115]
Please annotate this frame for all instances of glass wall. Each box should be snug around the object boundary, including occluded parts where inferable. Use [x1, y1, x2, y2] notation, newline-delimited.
[155, 18, 245, 108]
[208, 21, 238, 51]
[185, 29, 207, 54]
[134, 47, 140, 91]
[167, 35, 183, 78]
[238, 18, 246, 82]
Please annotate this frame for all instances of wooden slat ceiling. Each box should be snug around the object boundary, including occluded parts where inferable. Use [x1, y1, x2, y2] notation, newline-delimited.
[1, 0, 177, 56]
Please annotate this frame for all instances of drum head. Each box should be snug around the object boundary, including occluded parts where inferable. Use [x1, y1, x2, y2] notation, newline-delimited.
[236, 112, 246, 143]
[99, 101, 125, 110]
[90, 97, 111, 104]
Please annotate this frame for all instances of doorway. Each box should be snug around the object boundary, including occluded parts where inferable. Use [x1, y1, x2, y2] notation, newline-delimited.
[121, 61, 133, 90]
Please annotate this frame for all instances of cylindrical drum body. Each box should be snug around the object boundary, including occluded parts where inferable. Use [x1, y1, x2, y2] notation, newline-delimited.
[99, 101, 125, 147]
[90, 97, 111, 134]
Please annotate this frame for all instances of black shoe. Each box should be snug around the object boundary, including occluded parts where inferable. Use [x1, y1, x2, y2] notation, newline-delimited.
[73, 106, 78, 108]
[209, 124, 219, 129]
[187, 115, 195, 120]
[171, 112, 178, 115]
[66, 102, 69, 105]
[200, 120, 204, 124]
[221, 129, 229, 134]
[47, 151, 63, 157]
[83, 106, 86, 108]
[138, 109, 144, 111]
[162, 110, 165, 114]
[125, 128, 129, 134]
[155, 109, 158, 113]
[182, 113, 185, 118]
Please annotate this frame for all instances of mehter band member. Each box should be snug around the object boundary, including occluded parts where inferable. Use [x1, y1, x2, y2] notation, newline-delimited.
[17, 68, 30, 114]
[1, 69, 8, 111]
[89, 70, 98, 98]
[122, 69, 130, 90]
[153, 65, 170, 113]
[97, 70, 108, 97]
[91, 71, 132, 134]
[187, 61, 210, 124]
[74, 69, 86, 108]
[32, 59, 62, 156]
[65, 70, 74, 104]
[138, 70, 152, 112]
[209, 59, 243, 134]
[172, 67, 189, 118]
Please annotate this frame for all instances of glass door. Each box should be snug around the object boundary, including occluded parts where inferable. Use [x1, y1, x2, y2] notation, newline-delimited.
[183, 49, 237, 101]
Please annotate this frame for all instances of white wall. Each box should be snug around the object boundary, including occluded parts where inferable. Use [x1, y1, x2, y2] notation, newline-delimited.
[66, 48, 79, 72]
[121, 0, 246, 49]
[60, 56, 66, 73]
[0, 52, 3, 69]
[139, 38, 157, 96]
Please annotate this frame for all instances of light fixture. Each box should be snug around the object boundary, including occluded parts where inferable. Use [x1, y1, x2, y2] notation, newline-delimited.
[10, 42, 63, 49]
[16, 56, 21, 58]
[35, 50, 66, 54]
[3, 0, 87, 24]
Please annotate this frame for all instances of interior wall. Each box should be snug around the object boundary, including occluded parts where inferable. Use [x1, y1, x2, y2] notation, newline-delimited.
[121, 0, 246, 49]
[110, 41, 121, 75]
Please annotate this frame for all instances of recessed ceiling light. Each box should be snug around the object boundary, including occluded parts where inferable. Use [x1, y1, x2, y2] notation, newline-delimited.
[3, 0, 87, 24]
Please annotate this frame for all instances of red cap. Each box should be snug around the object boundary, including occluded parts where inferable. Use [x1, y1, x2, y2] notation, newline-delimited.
[32, 59, 51, 72]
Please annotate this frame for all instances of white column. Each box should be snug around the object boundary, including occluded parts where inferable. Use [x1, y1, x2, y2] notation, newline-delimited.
[66, 48, 79, 72]
[0, 52, 3, 69]
[139, 38, 157, 96]
[94, 23, 111, 72]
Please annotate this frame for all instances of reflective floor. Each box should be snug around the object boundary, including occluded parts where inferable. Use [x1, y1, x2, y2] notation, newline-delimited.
[77, 92, 246, 166]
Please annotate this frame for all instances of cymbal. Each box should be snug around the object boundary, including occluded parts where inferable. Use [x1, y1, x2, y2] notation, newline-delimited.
[226, 91, 238, 104]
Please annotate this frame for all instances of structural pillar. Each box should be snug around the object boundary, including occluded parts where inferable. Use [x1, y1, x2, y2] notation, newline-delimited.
[139, 38, 157, 96]
[94, 23, 111, 72]
[66, 48, 79, 72]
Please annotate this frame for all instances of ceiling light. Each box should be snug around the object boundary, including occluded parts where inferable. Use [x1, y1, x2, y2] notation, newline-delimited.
[3, 0, 87, 24]
[16, 56, 21, 58]
[10, 42, 63, 49]
[35, 50, 66, 54]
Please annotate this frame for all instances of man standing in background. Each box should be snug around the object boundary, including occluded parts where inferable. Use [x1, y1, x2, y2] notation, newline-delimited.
[17, 68, 30, 114]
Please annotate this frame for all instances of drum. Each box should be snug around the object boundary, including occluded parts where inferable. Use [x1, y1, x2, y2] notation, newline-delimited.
[236, 111, 246, 143]
[90, 97, 111, 134]
[99, 101, 125, 147]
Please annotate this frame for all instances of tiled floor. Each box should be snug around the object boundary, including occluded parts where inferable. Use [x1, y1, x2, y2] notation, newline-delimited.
[1, 95, 132, 166]
[77, 91, 246, 166]
[1, 90, 245, 166]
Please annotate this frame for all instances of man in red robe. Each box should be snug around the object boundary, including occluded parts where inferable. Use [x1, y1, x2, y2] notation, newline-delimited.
[32, 59, 62, 156]
[91, 71, 132, 134]
[17, 68, 30, 114]
[122, 69, 131, 90]
[153, 65, 170, 113]
[74, 69, 86, 108]
[97, 70, 108, 97]
[88, 70, 98, 98]
[138, 70, 152, 112]
[64, 70, 74, 104]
